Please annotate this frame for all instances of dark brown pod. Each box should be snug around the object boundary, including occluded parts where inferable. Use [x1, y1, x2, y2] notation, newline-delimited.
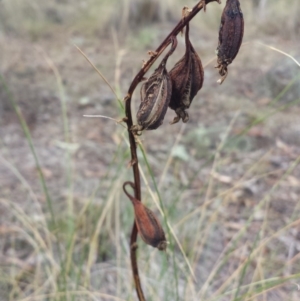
[123, 182, 167, 251]
[169, 22, 204, 124]
[132, 37, 177, 133]
[216, 0, 244, 84]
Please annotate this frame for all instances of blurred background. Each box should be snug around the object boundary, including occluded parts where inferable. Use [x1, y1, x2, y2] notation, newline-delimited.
[0, 0, 300, 300]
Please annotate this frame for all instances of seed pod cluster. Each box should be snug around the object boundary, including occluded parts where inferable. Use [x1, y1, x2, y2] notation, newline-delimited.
[216, 0, 244, 84]
[123, 182, 167, 251]
[168, 21, 204, 124]
[132, 37, 177, 132]
[131, 1, 242, 130]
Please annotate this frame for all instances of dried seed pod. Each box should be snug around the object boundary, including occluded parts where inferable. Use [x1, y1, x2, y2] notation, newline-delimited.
[131, 37, 177, 133]
[216, 0, 244, 84]
[123, 181, 167, 251]
[135, 63, 171, 131]
[169, 21, 204, 124]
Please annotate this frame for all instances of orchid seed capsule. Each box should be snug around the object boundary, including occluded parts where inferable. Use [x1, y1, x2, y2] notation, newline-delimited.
[169, 17, 204, 124]
[131, 37, 177, 133]
[216, 0, 244, 84]
[123, 181, 167, 251]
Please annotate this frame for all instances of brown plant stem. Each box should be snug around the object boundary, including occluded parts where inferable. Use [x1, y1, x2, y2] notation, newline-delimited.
[123, 1, 220, 300]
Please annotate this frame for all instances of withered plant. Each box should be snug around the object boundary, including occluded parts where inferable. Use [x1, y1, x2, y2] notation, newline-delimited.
[122, 0, 244, 300]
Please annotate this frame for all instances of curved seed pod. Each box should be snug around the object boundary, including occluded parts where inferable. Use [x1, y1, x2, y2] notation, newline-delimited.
[123, 182, 167, 251]
[136, 63, 171, 131]
[216, 0, 244, 84]
[169, 21, 204, 124]
[132, 37, 177, 133]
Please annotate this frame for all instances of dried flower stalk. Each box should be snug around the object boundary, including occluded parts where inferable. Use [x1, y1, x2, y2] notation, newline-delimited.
[122, 1, 222, 300]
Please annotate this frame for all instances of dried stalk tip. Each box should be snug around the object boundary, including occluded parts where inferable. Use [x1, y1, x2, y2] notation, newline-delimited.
[148, 50, 158, 58]
[132, 37, 177, 132]
[200, 0, 221, 12]
[182, 6, 192, 18]
[201, 0, 207, 12]
[168, 22, 204, 124]
[120, 117, 128, 123]
[180, 6, 192, 35]
[216, 0, 244, 84]
[123, 94, 130, 102]
[123, 182, 167, 251]
[131, 242, 138, 251]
